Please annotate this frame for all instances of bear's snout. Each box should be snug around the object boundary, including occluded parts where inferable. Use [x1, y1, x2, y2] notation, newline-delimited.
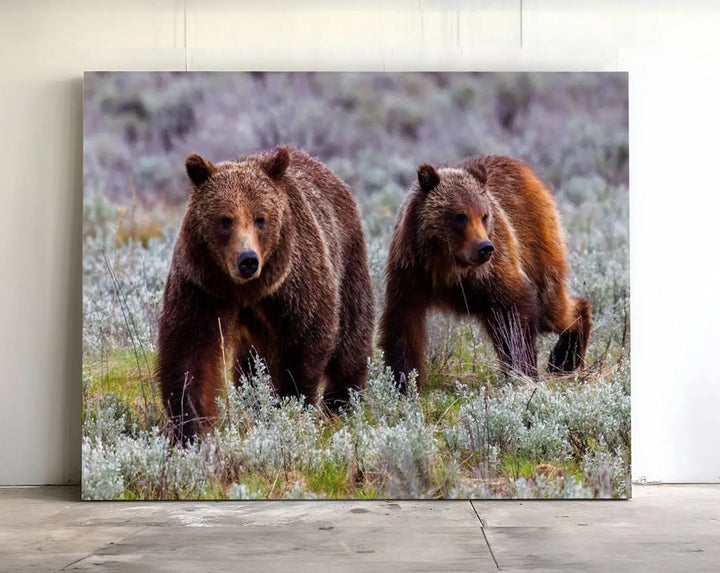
[237, 250, 260, 279]
[476, 241, 494, 264]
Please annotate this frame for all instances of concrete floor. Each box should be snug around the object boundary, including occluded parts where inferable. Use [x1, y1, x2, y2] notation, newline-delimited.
[0, 486, 718, 572]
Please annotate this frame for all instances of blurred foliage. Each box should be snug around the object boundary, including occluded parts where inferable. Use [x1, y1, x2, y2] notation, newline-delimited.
[84, 72, 628, 206]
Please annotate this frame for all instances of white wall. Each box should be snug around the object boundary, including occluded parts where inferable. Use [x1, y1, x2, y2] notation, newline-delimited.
[0, 0, 718, 485]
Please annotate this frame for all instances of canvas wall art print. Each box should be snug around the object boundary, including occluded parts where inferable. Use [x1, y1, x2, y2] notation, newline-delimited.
[82, 72, 629, 500]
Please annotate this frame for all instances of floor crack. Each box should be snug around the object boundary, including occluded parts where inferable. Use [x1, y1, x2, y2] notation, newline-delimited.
[470, 500, 499, 570]
[55, 526, 150, 572]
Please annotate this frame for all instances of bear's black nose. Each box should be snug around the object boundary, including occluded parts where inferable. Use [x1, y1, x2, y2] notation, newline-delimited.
[477, 241, 494, 264]
[237, 250, 259, 279]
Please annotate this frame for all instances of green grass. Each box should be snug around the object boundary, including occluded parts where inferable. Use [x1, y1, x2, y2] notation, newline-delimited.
[305, 459, 352, 498]
[83, 350, 163, 431]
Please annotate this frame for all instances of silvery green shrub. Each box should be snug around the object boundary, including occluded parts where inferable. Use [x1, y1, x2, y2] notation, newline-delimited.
[583, 445, 630, 498]
[511, 475, 594, 499]
[284, 481, 318, 500]
[82, 436, 124, 500]
[331, 359, 438, 498]
[229, 483, 263, 500]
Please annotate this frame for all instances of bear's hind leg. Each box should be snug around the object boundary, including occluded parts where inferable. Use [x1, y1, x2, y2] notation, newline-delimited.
[548, 297, 592, 373]
[323, 352, 368, 414]
[277, 347, 329, 407]
[275, 314, 338, 406]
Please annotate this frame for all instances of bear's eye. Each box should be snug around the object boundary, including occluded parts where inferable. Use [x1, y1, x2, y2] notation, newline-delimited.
[482, 213, 489, 226]
[220, 217, 233, 230]
[454, 213, 469, 226]
[255, 216, 266, 229]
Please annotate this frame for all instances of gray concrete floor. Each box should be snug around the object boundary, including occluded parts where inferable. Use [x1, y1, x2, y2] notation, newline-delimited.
[0, 486, 718, 572]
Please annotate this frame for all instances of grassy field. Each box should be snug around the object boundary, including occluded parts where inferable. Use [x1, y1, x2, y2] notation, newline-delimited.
[82, 72, 629, 499]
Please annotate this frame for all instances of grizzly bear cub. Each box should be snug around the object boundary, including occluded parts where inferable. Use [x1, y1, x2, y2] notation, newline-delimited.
[157, 147, 374, 443]
[379, 155, 591, 389]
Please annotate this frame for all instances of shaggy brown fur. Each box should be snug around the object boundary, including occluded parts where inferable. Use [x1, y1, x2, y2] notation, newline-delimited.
[157, 147, 374, 443]
[379, 155, 591, 390]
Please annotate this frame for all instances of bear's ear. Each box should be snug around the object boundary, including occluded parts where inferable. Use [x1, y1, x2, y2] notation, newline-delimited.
[185, 153, 216, 186]
[261, 146, 291, 181]
[466, 161, 487, 186]
[417, 164, 440, 193]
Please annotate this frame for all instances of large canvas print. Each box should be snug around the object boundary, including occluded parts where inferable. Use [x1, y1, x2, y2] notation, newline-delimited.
[82, 72, 629, 500]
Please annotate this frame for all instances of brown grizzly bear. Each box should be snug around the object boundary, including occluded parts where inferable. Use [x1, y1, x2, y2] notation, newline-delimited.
[379, 155, 591, 389]
[157, 146, 374, 443]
